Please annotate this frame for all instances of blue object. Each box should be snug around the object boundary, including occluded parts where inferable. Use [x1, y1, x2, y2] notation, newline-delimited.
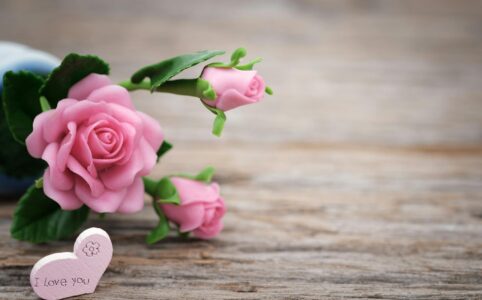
[0, 41, 60, 197]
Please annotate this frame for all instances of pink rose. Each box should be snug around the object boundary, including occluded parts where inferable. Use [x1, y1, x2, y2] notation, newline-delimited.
[26, 73, 163, 213]
[201, 67, 265, 111]
[160, 177, 226, 239]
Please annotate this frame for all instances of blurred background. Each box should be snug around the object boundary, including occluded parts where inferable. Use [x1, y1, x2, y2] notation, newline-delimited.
[0, 1, 481, 298]
[2, 0, 481, 149]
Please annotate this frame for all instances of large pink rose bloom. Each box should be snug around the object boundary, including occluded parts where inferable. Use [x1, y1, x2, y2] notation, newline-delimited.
[26, 74, 163, 213]
[160, 177, 226, 239]
[201, 67, 265, 111]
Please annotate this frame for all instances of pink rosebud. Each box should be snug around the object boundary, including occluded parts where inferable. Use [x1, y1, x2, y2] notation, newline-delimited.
[26, 74, 164, 214]
[201, 67, 265, 111]
[160, 177, 226, 239]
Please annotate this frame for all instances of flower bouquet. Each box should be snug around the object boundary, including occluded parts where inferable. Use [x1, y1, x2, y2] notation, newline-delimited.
[4, 48, 271, 244]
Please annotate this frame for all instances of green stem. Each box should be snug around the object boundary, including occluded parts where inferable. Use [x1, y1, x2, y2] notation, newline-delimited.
[143, 177, 158, 197]
[119, 78, 216, 100]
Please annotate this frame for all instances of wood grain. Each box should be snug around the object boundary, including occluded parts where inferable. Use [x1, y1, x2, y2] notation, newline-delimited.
[0, 0, 481, 299]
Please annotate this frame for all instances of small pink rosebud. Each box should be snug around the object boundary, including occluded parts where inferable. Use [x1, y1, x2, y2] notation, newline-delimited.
[201, 67, 265, 111]
[160, 177, 226, 239]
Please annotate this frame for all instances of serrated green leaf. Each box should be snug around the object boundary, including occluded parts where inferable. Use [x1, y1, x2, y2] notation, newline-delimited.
[10, 185, 90, 243]
[2, 71, 44, 144]
[131, 50, 225, 91]
[156, 140, 172, 162]
[146, 207, 170, 244]
[0, 105, 46, 177]
[40, 53, 109, 107]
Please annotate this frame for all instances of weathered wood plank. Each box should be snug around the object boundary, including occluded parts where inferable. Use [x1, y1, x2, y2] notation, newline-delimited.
[0, 0, 481, 299]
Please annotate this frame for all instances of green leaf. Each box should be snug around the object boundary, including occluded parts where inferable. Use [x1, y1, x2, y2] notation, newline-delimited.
[131, 50, 225, 91]
[146, 200, 170, 244]
[40, 53, 109, 107]
[156, 140, 172, 162]
[2, 71, 44, 144]
[11, 185, 90, 243]
[156, 177, 181, 205]
[0, 100, 46, 177]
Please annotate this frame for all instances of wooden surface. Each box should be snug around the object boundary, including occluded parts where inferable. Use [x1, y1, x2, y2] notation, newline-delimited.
[1, 0, 482, 299]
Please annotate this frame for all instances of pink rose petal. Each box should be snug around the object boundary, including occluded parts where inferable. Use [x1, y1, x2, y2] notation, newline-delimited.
[43, 170, 83, 210]
[68, 74, 112, 100]
[74, 179, 126, 213]
[116, 178, 145, 214]
[87, 85, 135, 109]
[42, 143, 74, 191]
[162, 203, 205, 232]
[137, 111, 164, 151]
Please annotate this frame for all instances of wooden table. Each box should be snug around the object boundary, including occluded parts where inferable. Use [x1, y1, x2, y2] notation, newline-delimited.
[1, 1, 481, 299]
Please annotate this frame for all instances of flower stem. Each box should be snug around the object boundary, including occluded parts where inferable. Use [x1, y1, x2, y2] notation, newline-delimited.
[119, 78, 216, 100]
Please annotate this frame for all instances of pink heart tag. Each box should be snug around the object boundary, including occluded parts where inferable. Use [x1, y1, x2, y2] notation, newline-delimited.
[30, 228, 113, 300]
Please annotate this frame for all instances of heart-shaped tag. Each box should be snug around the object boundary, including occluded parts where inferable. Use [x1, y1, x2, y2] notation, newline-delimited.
[30, 227, 113, 300]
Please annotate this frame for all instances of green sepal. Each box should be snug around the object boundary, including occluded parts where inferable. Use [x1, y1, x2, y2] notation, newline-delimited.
[177, 166, 215, 183]
[10, 185, 90, 243]
[177, 229, 190, 238]
[40, 53, 109, 107]
[202, 103, 226, 137]
[236, 57, 262, 71]
[209, 47, 247, 68]
[198, 78, 216, 100]
[156, 140, 173, 162]
[35, 178, 43, 188]
[212, 108, 226, 137]
[265, 86, 273, 95]
[155, 177, 181, 205]
[207, 47, 263, 71]
[194, 166, 215, 183]
[131, 50, 225, 91]
[2, 71, 44, 144]
[146, 199, 170, 244]
[143, 176, 181, 205]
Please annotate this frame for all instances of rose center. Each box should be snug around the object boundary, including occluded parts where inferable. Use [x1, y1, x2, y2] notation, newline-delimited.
[99, 132, 113, 144]
[245, 78, 260, 97]
[95, 128, 118, 147]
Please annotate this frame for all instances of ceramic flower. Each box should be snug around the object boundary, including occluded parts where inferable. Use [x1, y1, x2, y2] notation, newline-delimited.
[6, 48, 270, 244]
[201, 67, 266, 111]
[26, 74, 164, 213]
[160, 177, 226, 239]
